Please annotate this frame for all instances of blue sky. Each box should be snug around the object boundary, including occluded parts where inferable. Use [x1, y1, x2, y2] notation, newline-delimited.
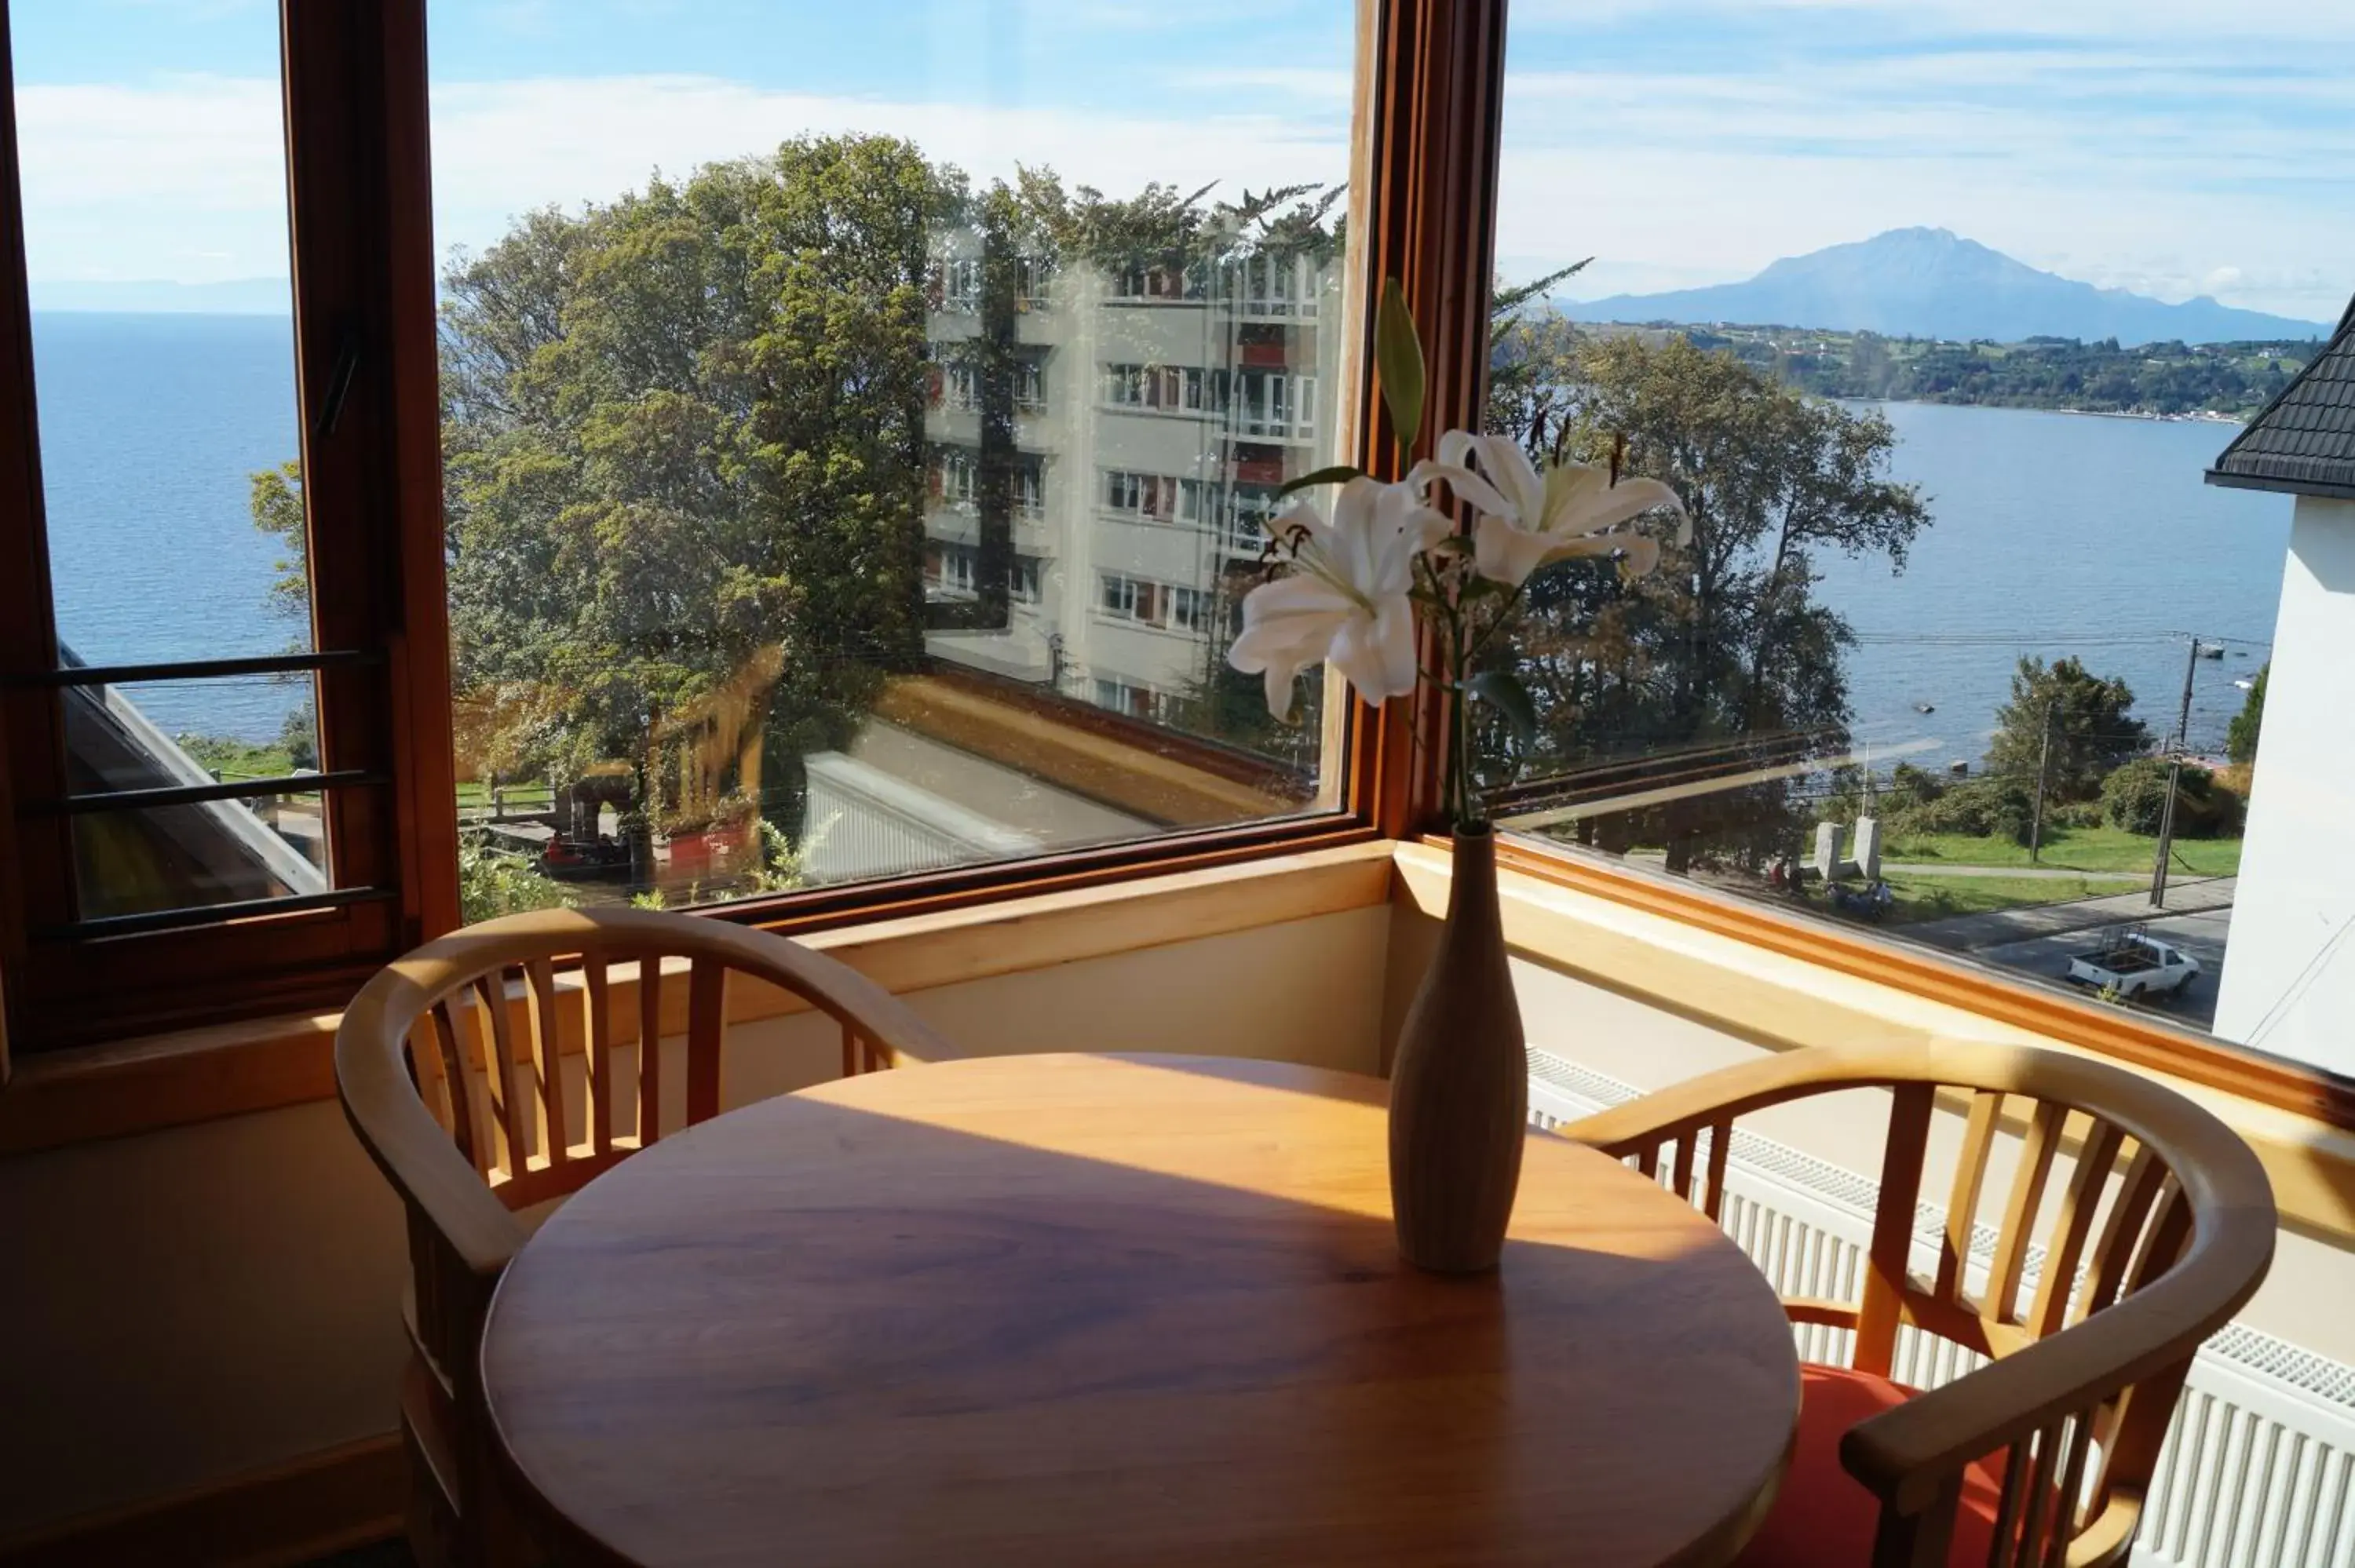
[12, 0, 2353, 321]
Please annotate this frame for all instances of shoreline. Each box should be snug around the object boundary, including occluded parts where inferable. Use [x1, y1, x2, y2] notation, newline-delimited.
[1849, 396, 2247, 426]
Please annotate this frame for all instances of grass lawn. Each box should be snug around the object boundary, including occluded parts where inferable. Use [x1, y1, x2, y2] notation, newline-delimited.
[174, 735, 299, 781]
[1881, 825, 2240, 877]
[1875, 871, 2119, 926]
[456, 781, 558, 812]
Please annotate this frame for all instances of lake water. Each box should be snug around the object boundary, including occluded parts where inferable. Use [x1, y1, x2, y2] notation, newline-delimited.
[1819, 401, 2290, 766]
[32, 312, 305, 740]
[26, 315, 2298, 754]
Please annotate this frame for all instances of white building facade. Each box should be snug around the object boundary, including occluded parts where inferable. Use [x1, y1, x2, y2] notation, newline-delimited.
[2204, 308, 2355, 1077]
[918, 243, 1345, 725]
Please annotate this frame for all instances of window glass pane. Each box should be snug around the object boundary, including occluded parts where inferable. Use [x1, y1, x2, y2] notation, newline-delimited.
[69, 787, 328, 924]
[425, 0, 1353, 917]
[1488, 5, 2350, 1073]
[10, 6, 327, 921]
[57, 672, 326, 921]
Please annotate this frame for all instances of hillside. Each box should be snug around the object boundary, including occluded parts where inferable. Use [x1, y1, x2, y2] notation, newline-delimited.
[1562, 229, 2331, 347]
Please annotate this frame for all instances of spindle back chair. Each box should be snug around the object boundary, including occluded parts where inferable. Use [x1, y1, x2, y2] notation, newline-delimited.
[1563, 1041, 2275, 1568]
[336, 906, 958, 1566]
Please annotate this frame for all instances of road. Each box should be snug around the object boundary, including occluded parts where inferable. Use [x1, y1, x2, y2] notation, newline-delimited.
[1973, 904, 2234, 1030]
[1900, 877, 2236, 1031]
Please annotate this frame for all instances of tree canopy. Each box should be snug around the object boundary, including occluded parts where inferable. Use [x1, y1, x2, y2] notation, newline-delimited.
[2227, 662, 2267, 766]
[1484, 330, 1930, 870]
[436, 134, 947, 829]
[1986, 655, 2149, 803]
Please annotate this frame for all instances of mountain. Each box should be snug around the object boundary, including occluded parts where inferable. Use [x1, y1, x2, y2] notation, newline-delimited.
[1561, 229, 2331, 346]
[27, 277, 292, 315]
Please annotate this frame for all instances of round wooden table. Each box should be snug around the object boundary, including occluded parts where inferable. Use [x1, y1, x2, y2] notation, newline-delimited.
[482, 1053, 1799, 1567]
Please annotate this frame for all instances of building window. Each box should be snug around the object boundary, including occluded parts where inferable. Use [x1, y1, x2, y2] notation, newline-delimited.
[1104, 363, 1210, 413]
[1102, 469, 1198, 523]
[1096, 571, 1207, 635]
[1092, 676, 1170, 721]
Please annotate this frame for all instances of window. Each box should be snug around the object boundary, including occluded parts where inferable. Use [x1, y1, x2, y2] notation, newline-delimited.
[0, 0, 1490, 1056]
[0, 3, 444, 1045]
[1096, 571, 1210, 636]
[1103, 469, 1198, 523]
[409, 0, 1367, 921]
[1482, 2, 2355, 1083]
[1105, 363, 1211, 413]
[1092, 676, 1170, 722]
[945, 355, 1042, 412]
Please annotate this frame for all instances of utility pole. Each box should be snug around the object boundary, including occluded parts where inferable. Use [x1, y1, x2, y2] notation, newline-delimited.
[2149, 637, 2201, 908]
[2030, 704, 2053, 864]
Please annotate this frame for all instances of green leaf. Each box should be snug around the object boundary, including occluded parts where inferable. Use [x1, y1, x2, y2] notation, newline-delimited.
[1466, 669, 1537, 742]
[1275, 463, 1365, 498]
[1376, 278, 1426, 455]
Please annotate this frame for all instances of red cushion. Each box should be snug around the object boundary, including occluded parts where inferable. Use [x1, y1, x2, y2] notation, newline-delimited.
[1735, 1366, 2014, 1568]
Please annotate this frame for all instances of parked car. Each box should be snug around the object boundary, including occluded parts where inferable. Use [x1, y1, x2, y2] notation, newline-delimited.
[2067, 931, 2200, 998]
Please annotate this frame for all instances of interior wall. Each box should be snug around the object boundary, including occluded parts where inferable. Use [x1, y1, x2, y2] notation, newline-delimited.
[0, 903, 1388, 1542]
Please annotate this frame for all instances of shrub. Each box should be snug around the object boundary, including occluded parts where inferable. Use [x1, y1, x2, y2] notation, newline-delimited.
[457, 829, 579, 924]
[2100, 758, 2240, 838]
[1893, 777, 2036, 845]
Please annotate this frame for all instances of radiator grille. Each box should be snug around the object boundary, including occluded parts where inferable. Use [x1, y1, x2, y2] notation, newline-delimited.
[1527, 1049, 2355, 1568]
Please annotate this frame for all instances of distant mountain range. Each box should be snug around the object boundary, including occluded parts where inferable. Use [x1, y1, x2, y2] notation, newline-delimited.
[28, 278, 292, 315]
[1561, 229, 2332, 346]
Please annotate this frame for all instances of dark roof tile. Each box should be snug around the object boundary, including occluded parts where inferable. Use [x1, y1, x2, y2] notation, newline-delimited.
[2209, 298, 2355, 498]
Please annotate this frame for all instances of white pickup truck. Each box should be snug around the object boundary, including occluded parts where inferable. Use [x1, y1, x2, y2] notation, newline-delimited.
[2066, 932, 2200, 999]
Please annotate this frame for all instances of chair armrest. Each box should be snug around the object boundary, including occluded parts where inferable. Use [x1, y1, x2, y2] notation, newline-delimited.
[1842, 1212, 2275, 1515]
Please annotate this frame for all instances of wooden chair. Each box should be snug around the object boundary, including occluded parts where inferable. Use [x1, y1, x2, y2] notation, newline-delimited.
[1559, 1040, 2275, 1568]
[334, 906, 960, 1568]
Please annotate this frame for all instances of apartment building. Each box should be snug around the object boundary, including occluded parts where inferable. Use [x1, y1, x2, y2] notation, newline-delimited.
[919, 242, 1344, 725]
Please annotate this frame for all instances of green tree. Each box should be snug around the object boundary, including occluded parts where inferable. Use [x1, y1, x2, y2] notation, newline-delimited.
[1489, 334, 1930, 872]
[437, 133, 944, 837]
[1986, 656, 2149, 804]
[249, 458, 308, 620]
[2227, 662, 2267, 766]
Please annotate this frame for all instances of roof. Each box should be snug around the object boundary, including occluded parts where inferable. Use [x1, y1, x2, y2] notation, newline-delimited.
[2207, 295, 2355, 500]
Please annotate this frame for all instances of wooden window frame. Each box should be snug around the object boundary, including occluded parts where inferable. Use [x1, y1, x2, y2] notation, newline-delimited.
[0, 1, 455, 1054]
[0, 0, 1491, 1063]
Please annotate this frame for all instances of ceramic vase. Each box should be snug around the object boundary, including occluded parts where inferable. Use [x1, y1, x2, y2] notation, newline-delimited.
[1388, 822, 1528, 1274]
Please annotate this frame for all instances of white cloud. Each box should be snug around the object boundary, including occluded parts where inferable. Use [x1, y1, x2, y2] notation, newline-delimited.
[16, 50, 2353, 326]
[425, 76, 1349, 259]
[1491, 38, 2355, 323]
[11, 71, 1351, 287]
[15, 75, 290, 283]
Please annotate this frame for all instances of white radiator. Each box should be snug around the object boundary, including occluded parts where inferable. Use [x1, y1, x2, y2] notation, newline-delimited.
[1526, 1050, 2355, 1568]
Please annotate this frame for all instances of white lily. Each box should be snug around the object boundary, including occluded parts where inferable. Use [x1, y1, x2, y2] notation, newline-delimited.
[1228, 476, 1450, 720]
[1411, 429, 1689, 588]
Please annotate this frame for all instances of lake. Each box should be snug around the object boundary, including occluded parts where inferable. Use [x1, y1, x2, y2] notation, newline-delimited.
[25, 314, 2298, 756]
[32, 311, 305, 740]
[1818, 401, 2289, 766]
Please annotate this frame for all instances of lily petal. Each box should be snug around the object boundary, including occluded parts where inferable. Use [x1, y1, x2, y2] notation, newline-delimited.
[1406, 458, 1514, 523]
[1327, 590, 1421, 707]
[1473, 515, 1559, 588]
[1564, 474, 1686, 538]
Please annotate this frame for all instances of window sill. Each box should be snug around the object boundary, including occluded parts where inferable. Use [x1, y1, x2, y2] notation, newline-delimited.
[0, 841, 1394, 1158]
[1393, 837, 2355, 1242]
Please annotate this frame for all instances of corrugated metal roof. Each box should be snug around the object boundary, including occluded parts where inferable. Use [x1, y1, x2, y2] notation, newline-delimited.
[2207, 296, 2355, 499]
